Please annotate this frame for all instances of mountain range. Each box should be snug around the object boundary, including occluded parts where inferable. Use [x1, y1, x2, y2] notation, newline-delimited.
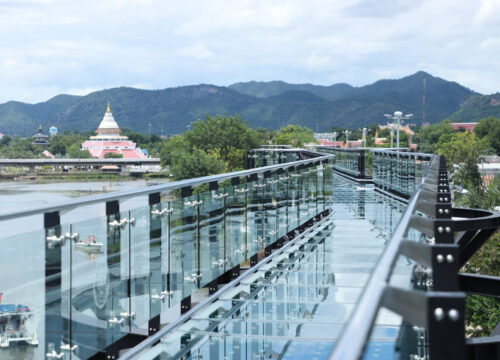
[0, 71, 498, 137]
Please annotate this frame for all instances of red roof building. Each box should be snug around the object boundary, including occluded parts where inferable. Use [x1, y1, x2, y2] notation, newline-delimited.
[451, 122, 478, 131]
[317, 139, 345, 147]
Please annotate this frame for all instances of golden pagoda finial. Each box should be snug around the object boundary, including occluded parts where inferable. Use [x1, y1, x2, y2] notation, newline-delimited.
[107, 101, 111, 112]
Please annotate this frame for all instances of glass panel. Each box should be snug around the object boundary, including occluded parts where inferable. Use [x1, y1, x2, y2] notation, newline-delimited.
[264, 174, 278, 248]
[70, 212, 128, 359]
[149, 201, 170, 319]
[288, 168, 300, 231]
[169, 195, 199, 305]
[308, 165, 318, 216]
[299, 165, 310, 224]
[226, 183, 248, 267]
[247, 175, 265, 258]
[129, 206, 151, 332]
[277, 172, 289, 239]
[198, 189, 226, 287]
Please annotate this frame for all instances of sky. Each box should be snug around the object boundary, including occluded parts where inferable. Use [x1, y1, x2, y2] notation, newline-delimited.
[0, 0, 499, 104]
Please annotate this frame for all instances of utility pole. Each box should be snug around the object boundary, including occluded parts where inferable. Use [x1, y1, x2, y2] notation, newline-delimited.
[384, 111, 413, 150]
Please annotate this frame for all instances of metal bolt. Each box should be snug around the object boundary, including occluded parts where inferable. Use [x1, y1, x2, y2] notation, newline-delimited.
[444, 197, 449, 202]
[437, 226, 444, 233]
[436, 254, 444, 263]
[445, 226, 451, 233]
[448, 309, 460, 321]
[446, 254, 454, 263]
[439, 197, 443, 202]
[434, 308, 445, 321]
[438, 208, 443, 214]
[444, 209, 449, 215]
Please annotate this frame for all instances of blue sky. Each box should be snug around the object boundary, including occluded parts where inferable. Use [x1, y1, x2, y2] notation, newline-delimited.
[1, 0, 499, 103]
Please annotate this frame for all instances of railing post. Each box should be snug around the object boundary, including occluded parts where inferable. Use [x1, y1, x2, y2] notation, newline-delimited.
[359, 149, 366, 179]
[148, 192, 161, 336]
[44, 210, 66, 359]
[105, 199, 121, 359]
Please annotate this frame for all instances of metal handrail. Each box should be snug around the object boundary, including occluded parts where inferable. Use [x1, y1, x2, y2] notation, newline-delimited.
[0, 153, 333, 222]
[329, 154, 436, 360]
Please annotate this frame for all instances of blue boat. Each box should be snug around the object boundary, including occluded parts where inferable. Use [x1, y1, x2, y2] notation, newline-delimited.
[0, 299, 38, 348]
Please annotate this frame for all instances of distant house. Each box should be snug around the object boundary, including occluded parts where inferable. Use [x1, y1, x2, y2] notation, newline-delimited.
[346, 140, 362, 148]
[479, 155, 500, 186]
[43, 150, 55, 159]
[451, 122, 478, 132]
[317, 139, 344, 147]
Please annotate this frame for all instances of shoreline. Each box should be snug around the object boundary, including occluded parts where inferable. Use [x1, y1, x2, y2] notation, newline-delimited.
[0, 171, 172, 183]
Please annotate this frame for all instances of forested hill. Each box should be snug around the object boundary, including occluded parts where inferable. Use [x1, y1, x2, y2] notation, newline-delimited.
[0, 71, 482, 137]
[449, 93, 500, 122]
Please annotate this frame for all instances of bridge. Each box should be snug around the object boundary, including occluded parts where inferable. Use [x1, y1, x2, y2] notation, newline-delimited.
[0, 147, 498, 360]
[0, 157, 161, 172]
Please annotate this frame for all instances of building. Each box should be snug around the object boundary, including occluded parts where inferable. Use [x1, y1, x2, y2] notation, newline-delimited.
[479, 155, 500, 186]
[32, 125, 49, 146]
[81, 103, 147, 159]
[345, 139, 362, 148]
[49, 126, 58, 137]
[316, 139, 344, 147]
[451, 122, 478, 132]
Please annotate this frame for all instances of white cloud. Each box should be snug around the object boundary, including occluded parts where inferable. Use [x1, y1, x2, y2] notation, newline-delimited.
[0, 0, 498, 104]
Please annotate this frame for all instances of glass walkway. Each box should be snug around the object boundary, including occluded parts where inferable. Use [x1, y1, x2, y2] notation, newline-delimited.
[1, 147, 498, 360]
[132, 174, 412, 360]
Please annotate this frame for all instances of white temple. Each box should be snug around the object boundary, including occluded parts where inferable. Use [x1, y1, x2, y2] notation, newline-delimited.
[81, 103, 147, 159]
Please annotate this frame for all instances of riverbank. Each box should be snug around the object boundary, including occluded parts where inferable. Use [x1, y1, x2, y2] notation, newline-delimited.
[0, 171, 172, 182]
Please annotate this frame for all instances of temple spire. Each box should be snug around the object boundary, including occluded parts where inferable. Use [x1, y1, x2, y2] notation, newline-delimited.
[107, 101, 111, 113]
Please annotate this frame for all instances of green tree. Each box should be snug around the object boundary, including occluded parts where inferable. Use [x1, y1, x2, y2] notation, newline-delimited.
[68, 143, 92, 158]
[416, 122, 454, 153]
[184, 114, 263, 170]
[160, 114, 265, 179]
[49, 140, 66, 156]
[104, 152, 123, 158]
[79, 150, 92, 158]
[459, 176, 500, 337]
[0, 135, 11, 146]
[438, 132, 489, 189]
[68, 143, 80, 158]
[160, 135, 190, 167]
[275, 125, 317, 147]
[474, 117, 500, 155]
[170, 148, 226, 180]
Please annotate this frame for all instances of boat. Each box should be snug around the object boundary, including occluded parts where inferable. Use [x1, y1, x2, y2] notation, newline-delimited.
[0, 303, 38, 348]
[75, 235, 104, 253]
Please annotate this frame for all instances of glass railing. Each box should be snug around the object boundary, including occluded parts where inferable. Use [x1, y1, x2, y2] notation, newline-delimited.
[315, 147, 367, 179]
[0, 153, 334, 359]
[371, 150, 432, 199]
[248, 148, 323, 168]
[314, 146, 433, 199]
[125, 173, 411, 360]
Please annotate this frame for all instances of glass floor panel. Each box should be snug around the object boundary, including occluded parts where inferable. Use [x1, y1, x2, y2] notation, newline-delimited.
[137, 174, 412, 359]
